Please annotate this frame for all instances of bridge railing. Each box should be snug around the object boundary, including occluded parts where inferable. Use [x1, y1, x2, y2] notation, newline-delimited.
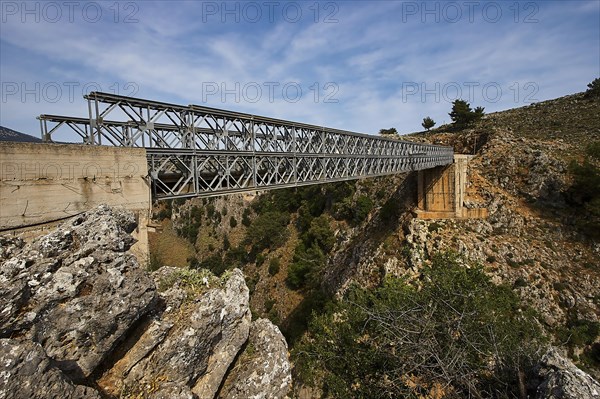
[38, 92, 454, 199]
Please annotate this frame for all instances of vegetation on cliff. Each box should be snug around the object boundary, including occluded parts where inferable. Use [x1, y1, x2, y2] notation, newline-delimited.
[295, 252, 545, 398]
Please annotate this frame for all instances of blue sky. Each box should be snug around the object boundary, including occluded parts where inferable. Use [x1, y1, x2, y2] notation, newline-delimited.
[1, 0, 599, 141]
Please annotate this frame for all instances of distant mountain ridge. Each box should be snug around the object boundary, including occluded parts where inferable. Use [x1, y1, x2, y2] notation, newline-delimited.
[0, 126, 42, 143]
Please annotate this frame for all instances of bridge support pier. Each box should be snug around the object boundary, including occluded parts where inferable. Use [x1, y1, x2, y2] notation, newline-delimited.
[415, 154, 487, 219]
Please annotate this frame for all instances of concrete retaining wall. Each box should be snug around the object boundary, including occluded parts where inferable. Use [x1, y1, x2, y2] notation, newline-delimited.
[0, 142, 151, 262]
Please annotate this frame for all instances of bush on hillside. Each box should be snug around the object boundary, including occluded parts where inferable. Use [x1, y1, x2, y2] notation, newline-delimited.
[192, 254, 226, 276]
[286, 243, 326, 290]
[244, 211, 290, 252]
[333, 194, 373, 225]
[303, 215, 336, 253]
[294, 252, 545, 398]
[378, 127, 398, 136]
[585, 77, 600, 98]
[567, 141, 600, 236]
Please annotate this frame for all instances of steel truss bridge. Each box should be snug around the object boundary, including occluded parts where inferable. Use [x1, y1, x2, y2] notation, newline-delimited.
[38, 92, 454, 200]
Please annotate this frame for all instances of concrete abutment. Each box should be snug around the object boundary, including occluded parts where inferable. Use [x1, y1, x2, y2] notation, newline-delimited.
[0, 142, 151, 265]
[416, 154, 488, 219]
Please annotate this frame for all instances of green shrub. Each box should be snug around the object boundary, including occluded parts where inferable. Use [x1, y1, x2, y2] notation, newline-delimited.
[155, 207, 172, 221]
[352, 195, 373, 225]
[148, 252, 162, 272]
[553, 281, 568, 291]
[379, 127, 398, 136]
[513, 277, 528, 288]
[587, 141, 600, 160]
[206, 203, 216, 218]
[195, 254, 227, 276]
[303, 215, 335, 252]
[264, 298, 276, 312]
[296, 203, 314, 233]
[229, 216, 238, 228]
[585, 77, 600, 98]
[224, 246, 248, 269]
[580, 343, 600, 369]
[379, 197, 399, 222]
[190, 205, 202, 220]
[567, 143, 600, 237]
[294, 252, 544, 398]
[302, 186, 327, 216]
[268, 307, 281, 326]
[268, 258, 281, 276]
[242, 208, 252, 227]
[180, 223, 199, 245]
[252, 188, 303, 214]
[557, 318, 600, 347]
[427, 222, 442, 232]
[244, 211, 290, 252]
[245, 273, 259, 294]
[287, 244, 326, 290]
[223, 235, 230, 251]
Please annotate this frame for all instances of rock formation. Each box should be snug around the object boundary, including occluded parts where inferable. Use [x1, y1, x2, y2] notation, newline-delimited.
[535, 348, 600, 399]
[0, 205, 291, 399]
[219, 318, 293, 399]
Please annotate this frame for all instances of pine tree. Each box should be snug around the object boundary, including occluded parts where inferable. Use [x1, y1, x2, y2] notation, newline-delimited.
[449, 100, 485, 127]
[421, 116, 436, 131]
[585, 78, 600, 98]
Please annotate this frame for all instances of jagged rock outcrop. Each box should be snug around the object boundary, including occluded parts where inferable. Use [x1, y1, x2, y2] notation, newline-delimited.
[0, 206, 292, 399]
[0, 339, 101, 399]
[219, 318, 292, 399]
[0, 205, 157, 378]
[535, 348, 600, 398]
[100, 267, 252, 398]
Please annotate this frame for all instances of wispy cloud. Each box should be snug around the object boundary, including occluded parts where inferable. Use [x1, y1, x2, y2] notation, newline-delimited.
[1, 0, 598, 139]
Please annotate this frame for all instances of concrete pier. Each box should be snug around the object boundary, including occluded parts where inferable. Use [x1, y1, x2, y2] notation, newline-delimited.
[416, 154, 487, 219]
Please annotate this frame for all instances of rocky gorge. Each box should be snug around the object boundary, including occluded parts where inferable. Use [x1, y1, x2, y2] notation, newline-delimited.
[2, 204, 599, 398]
[1, 92, 600, 398]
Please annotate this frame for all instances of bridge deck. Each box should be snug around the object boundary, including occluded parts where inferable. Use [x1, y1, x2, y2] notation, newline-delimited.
[38, 92, 453, 199]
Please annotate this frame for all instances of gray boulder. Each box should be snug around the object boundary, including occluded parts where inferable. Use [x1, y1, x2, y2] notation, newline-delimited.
[0, 205, 157, 378]
[1, 206, 292, 398]
[101, 268, 252, 399]
[0, 338, 101, 399]
[219, 318, 292, 399]
[536, 348, 600, 398]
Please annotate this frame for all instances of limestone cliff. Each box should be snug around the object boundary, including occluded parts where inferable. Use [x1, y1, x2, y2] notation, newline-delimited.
[0, 205, 291, 399]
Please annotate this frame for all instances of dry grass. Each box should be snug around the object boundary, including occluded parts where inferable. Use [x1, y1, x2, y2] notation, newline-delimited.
[148, 219, 194, 268]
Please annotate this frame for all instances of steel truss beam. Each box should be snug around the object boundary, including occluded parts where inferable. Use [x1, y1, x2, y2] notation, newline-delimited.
[38, 92, 454, 199]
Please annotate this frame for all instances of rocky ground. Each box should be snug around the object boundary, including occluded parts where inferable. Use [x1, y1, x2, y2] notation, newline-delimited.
[0, 205, 291, 399]
[2, 207, 598, 399]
